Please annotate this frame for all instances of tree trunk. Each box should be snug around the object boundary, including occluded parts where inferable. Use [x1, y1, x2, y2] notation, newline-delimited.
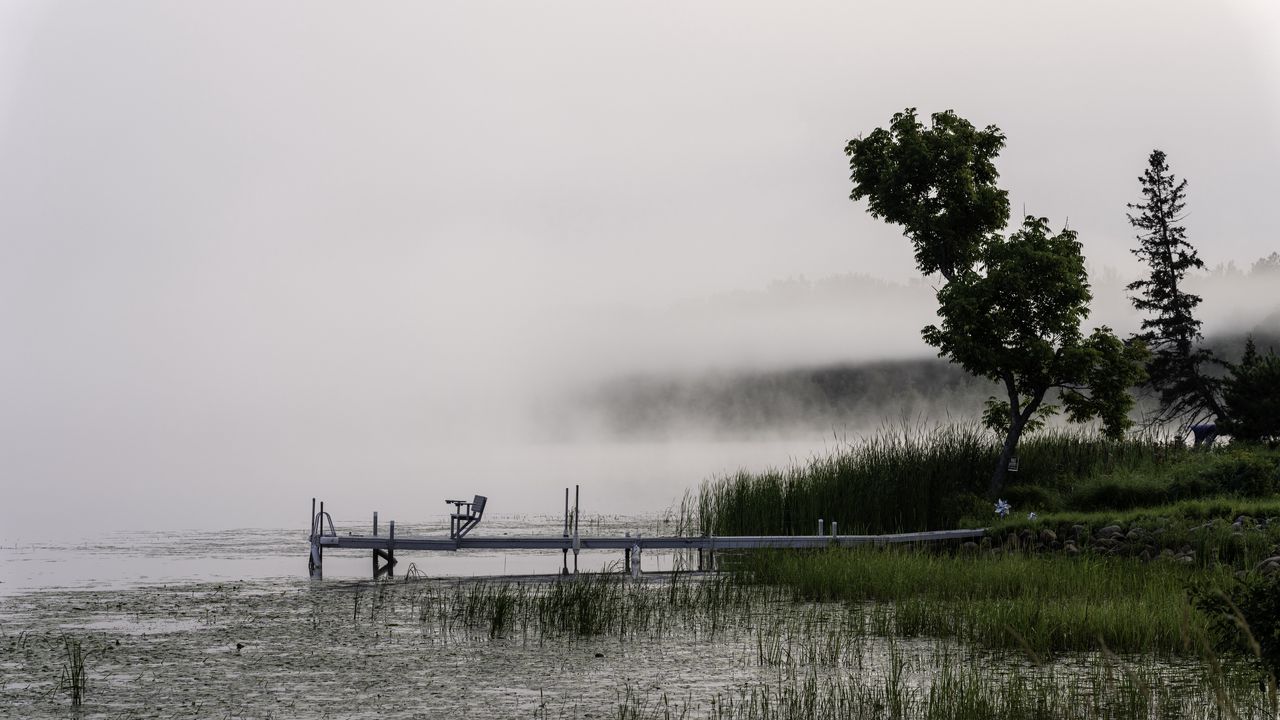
[990, 418, 1025, 499]
[989, 378, 1045, 499]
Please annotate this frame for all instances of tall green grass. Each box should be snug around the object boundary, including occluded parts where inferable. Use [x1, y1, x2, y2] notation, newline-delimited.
[1064, 446, 1280, 512]
[694, 424, 1183, 536]
[735, 548, 1227, 655]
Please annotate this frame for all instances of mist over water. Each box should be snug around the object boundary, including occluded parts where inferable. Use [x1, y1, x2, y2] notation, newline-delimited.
[5, 266, 1275, 543]
[1, 2, 1278, 543]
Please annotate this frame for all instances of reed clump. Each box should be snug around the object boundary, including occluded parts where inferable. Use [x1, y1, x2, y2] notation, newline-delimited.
[57, 635, 87, 708]
[692, 424, 1184, 536]
[415, 572, 769, 640]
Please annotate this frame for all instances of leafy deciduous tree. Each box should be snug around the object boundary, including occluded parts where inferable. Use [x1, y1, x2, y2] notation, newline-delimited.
[846, 109, 1146, 496]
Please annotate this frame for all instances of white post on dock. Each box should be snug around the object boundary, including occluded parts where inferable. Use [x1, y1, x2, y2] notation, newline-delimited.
[831, 521, 838, 540]
[818, 518, 824, 536]
[630, 536, 641, 579]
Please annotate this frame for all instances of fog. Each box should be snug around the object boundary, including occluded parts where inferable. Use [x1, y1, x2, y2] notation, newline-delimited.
[1, 1, 1278, 540]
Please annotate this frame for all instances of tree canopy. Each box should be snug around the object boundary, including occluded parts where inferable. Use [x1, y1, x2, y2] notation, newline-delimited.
[846, 109, 1008, 282]
[846, 108, 1145, 496]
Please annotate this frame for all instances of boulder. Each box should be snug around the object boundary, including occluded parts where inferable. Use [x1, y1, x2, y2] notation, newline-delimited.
[1040, 529, 1057, 544]
[1254, 556, 1280, 575]
[1098, 524, 1123, 540]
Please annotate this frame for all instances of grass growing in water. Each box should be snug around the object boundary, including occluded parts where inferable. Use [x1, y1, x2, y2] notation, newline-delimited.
[414, 572, 768, 640]
[617, 647, 1276, 720]
[8, 574, 1276, 718]
[735, 548, 1226, 655]
[57, 635, 86, 708]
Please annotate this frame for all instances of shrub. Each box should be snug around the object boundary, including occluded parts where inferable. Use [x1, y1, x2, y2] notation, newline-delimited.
[1191, 571, 1280, 680]
[1168, 449, 1280, 499]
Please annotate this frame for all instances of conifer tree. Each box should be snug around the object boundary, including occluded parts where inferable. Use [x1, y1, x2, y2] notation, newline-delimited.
[1126, 150, 1223, 426]
[1220, 336, 1280, 444]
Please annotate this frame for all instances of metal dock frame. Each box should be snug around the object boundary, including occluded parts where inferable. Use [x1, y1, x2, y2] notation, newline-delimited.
[307, 497, 985, 579]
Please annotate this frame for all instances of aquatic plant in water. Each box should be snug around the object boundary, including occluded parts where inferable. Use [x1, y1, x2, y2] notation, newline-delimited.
[56, 635, 87, 708]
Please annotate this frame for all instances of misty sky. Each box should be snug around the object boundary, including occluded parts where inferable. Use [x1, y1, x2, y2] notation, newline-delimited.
[2, 2, 1278, 538]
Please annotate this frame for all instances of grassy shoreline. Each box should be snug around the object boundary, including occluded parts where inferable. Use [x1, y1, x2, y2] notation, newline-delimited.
[693, 424, 1280, 538]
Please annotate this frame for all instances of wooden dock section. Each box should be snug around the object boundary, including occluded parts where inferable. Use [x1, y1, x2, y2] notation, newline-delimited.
[306, 496, 986, 579]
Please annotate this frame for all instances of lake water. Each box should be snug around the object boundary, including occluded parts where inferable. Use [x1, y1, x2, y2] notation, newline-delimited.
[0, 514, 698, 596]
[4, 436, 1267, 719]
[2, 436, 846, 595]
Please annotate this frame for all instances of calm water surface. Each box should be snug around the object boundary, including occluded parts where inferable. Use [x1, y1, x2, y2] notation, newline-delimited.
[0, 514, 690, 595]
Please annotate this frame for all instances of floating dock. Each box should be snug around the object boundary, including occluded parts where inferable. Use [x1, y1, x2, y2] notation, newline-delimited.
[306, 494, 986, 579]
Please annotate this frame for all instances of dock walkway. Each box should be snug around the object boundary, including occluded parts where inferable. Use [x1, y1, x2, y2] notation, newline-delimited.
[306, 496, 985, 579]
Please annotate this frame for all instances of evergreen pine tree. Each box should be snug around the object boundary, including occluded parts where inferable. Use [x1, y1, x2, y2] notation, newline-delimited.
[1220, 336, 1280, 444]
[1126, 150, 1223, 426]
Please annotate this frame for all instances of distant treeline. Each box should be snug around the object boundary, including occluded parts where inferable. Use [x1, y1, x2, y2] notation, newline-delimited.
[582, 358, 989, 438]
[574, 325, 1280, 439]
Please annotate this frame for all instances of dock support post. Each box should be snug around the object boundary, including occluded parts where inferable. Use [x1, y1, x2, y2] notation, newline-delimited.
[388, 521, 397, 577]
[372, 512, 379, 576]
[374, 520, 398, 579]
[572, 484, 580, 575]
[831, 521, 838, 544]
[623, 531, 631, 573]
[818, 518, 823, 536]
[561, 487, 569, 576]
[309, 497, 322, 580]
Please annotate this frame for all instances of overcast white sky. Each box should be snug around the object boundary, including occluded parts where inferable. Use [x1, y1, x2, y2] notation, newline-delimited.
[2, 1, 1278, 537]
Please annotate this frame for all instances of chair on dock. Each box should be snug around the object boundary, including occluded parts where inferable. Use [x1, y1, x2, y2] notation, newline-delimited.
[447, 495, 487, 539]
